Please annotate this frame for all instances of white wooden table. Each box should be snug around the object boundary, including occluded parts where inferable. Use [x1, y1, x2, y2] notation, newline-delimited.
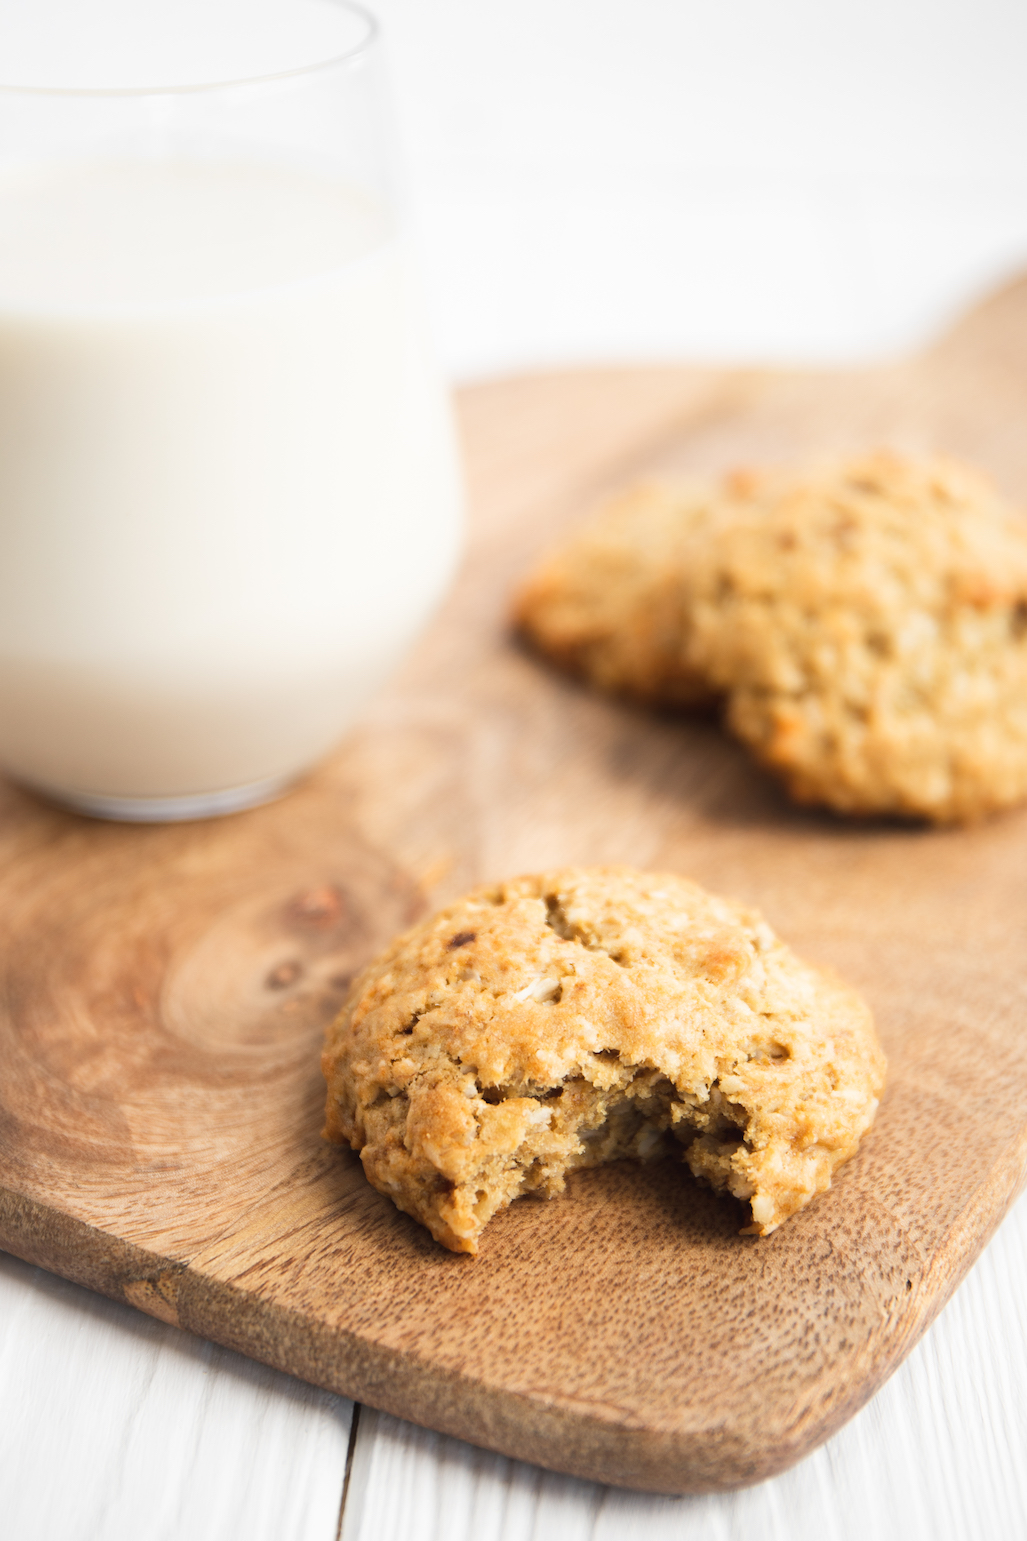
[3, 1196, 1027, 1540]
[4, 3, 1027, 1534]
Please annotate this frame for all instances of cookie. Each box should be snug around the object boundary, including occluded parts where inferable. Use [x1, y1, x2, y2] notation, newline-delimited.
[512, 482, 718, 707]
[322, 867, 885, 1255]
[686, 452, 1027, 823]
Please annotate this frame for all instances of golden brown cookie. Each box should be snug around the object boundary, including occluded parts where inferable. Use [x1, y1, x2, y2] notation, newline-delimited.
[686, 452, 1027, 823]
[322, 867, 885, 1255]
[512, 482, 718, 706]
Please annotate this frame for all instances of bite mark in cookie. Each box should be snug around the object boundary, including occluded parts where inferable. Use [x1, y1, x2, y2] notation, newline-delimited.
[322, 867, 885, 1255]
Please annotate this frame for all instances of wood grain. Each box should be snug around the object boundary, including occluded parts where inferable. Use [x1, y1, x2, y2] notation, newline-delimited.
[3, 274, 1027, 1494]
[342, 1190, 1027, 1541]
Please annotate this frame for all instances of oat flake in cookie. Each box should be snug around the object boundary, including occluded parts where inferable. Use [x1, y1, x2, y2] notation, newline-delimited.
[321, 867, 885, 1255]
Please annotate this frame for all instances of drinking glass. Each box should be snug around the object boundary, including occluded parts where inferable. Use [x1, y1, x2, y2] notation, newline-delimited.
[0, 0, 463, 819]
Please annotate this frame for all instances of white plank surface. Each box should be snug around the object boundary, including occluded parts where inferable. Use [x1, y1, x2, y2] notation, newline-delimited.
[341, 1189, 1027, 1541]
[0, 1252, 352, 1541]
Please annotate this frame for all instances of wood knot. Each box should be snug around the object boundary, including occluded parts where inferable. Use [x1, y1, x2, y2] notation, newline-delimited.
[286, 884, 346, 930]
[123, 1271, 181, 1328]
[265, 959, 303, 990]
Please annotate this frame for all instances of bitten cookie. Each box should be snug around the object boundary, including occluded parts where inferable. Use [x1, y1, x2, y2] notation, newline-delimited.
[512, 482, 719, 707]
[686, 452, 1027, 823]
[322, 867, 885, 1255]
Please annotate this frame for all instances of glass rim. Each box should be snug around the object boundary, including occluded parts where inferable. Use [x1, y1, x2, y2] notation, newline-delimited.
[0, 0, 379, 100]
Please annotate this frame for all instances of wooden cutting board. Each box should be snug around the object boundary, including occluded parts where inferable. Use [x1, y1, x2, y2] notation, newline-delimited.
[3, 274, 1027, 1496]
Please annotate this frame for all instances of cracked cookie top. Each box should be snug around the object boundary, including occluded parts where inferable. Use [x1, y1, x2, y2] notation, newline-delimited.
[322, 867, 885, 1254]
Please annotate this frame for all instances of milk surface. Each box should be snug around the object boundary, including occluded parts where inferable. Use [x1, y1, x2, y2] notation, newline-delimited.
[0, 160, 462, 800]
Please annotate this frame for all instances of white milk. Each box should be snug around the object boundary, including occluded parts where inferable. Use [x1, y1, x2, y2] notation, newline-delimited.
[0, 159, 462, 809]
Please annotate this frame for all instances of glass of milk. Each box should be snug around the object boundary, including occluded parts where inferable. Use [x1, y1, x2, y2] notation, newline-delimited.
[0, 0, 463, 820]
